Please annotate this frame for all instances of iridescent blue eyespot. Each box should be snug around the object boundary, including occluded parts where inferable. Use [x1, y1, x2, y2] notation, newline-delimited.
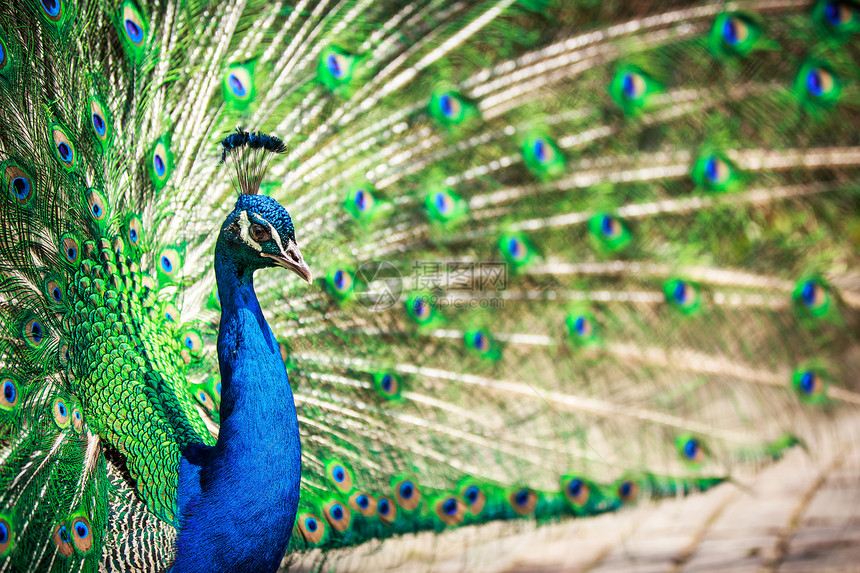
[92, 113, 106, 136]
[52, 287, 62, 303]
[129, 228, 138, 243]
[442, 498, 457, 515]
[125, 19, 143, 43]
[3, 380, 16, 405]
[439, 94, 454, 117]
[673, 282, 689, 304]
[413, 298, 426, 317]
[532, 138, 547, 163]
[332, 465, 346, 483]
[161, 256, 172, 273]
[355, 189, 366, 210]
[12, 177, 30, 200]
[29, 321, 43, 344]
[153, 154, 166, 177]
[304, 517, 317, 532]
[800, 371, 816, 394]
[57, 143, 72, 162]
[356, 494, 369, 509]
[434, 192, 450, 214]
[330, 504, 344, 520]
[184, 336, 193, 349]
[514, 489, 529, 506]
[720, 16, 751, 46]
[621, 72, 645, 99]
[57, 401, 67, 417]
[472, 331, 487, 351]
[333, 270, 345, 289]
[683, 439, 699, 459]
[228, 74, 246, 97]
[41, 0, 60, 17]
[74, 521, 88, 539]
[378, 499, 390, 513]
[381, 374, 393, 392]
[807, 69, 825, 96]
[568, 478, 583, 497]
[399, 481, 414, 499]
[464, 486, 479, 504]
[326, 54, 343, 78]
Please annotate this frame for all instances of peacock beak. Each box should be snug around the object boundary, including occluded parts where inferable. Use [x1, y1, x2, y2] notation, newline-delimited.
[264, 239, 313, 284]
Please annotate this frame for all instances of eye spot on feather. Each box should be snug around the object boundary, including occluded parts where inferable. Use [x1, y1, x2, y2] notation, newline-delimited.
[461, 484, 486, 515]
[87, 189, 108, 222]
[297, 513, 326, 544]
[61, 235, 81, 265]
[71, 515, 92, 553]
[664, 279, 699, 313]
[394, 479, 421, 511]
[509, 488, 537, 516]
[53, 398, 70, 427]
[40, 0, 63, 21]
[326, 460, 354, 492]
[349, 492, 377, 517]
[89, 98, 111, 143]
[375, 372, 401, 399]
[326, 53, 348, 79]
[158, 248, 181, 279]
[679, 436, 706, 463]
[196, 390, 212, 407]
[228, 74, 245, 97]
[52, 522, 72, 556]
[122, 3, 146, 47]
[5, 165, 34, 206]
[354, 188, 371, 212]
[563, 477, 591, 507]
[618, 479, 638, 503]
[24, 317, 45, 347]
[621, 71, 645, 100]
[721, 15, 749, 46]
[793, 369, 827, 401]
[0, 378, 19, 410]
[182, 330, 203, 355]
[377, 497, 396, 524]
[821, 0, 857, 28]
[59, 344, 70, 365]
[51, 126, 76, 170]
[0, 517, 10, 556]
[795, 278, 830, 316]
[46, 280, 64, 305]
[806, 67, 835, 98]
[436, 496, 465, 526]
[71, 408, 83, 432]
[127, 216, 142, 246]
[225, 66, 253, 102]
[323, 501, 351, 532]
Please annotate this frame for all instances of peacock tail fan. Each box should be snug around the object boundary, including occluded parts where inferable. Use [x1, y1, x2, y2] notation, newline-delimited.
[0, 0, 858, 571]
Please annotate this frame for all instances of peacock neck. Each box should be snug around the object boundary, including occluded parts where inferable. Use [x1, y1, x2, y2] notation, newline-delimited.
[173, 241, 302, 572]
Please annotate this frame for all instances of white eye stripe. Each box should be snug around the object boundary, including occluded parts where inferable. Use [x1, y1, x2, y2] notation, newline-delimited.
[238, 211, 262, 252]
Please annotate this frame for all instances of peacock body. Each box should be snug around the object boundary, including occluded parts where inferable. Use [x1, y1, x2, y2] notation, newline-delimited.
[0, 0, 859, 571]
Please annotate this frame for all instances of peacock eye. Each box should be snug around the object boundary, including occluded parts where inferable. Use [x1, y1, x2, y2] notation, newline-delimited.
[249, 224, 270, 242]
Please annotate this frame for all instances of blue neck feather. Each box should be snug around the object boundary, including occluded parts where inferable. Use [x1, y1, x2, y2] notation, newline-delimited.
[173, 237, 302, 573]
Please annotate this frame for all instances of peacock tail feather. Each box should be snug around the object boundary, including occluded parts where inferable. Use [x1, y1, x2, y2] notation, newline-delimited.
[0, 0, 859, 570]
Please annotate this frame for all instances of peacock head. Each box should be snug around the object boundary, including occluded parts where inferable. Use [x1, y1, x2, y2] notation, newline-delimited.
[219, 194, 312, 283]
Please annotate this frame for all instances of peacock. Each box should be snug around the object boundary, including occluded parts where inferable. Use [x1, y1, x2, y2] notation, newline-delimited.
[0, 0, 859, 571]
